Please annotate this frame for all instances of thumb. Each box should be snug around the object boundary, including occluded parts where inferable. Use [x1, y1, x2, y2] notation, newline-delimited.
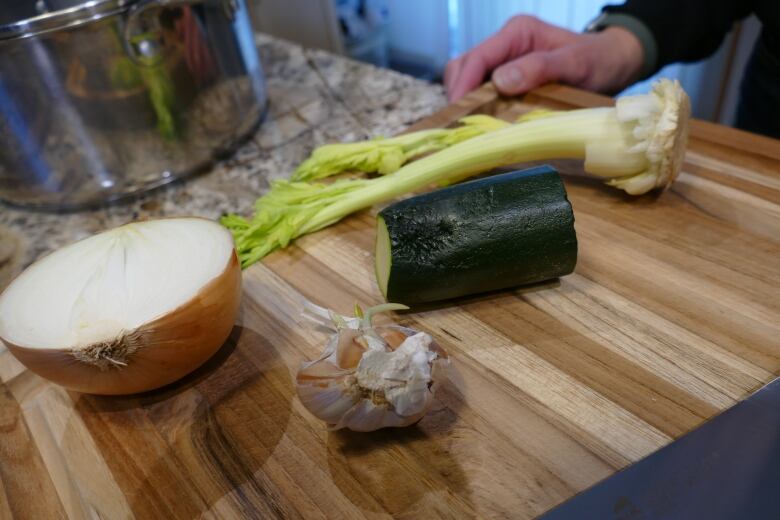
[491, 48, 585, 96]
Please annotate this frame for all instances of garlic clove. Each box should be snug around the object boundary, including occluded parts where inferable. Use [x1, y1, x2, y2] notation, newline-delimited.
[374, 326, 409, 350]
[296, 359, 349, 381]
[297, 380, 357, 424]
[335, 328, 367, 369]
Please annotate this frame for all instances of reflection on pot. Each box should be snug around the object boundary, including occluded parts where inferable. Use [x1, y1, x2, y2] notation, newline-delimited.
[0, 0, 267, 210]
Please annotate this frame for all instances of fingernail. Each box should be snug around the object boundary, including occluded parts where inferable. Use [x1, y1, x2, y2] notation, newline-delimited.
[494, 67, 523, 92]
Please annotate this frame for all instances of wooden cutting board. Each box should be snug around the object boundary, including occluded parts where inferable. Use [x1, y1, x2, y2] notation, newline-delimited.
[2, 84, 779, 519]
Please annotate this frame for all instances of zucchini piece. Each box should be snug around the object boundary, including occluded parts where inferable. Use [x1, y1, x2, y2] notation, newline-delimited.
[375, 165, 577, 304]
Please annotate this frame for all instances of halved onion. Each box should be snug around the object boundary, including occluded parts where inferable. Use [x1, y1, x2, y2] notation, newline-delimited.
[0, 217, 241, 395]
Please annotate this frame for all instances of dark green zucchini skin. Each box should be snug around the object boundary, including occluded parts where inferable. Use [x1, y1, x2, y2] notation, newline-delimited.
[378, 165, 577, 304]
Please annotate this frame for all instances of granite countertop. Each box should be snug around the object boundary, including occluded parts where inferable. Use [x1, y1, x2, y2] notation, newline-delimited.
[0, 34, 446, 288]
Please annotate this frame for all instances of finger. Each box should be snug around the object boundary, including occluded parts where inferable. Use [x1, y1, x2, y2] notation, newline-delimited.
[447, 15, 581, 101]
[447, 51, 494, 101]
[448, 15, 563, 101]
[444, 58, 463, 99]
[491, 47, 587, 96]
[448, 54, 486, 101]
[447, 19, 535, 102]
[447, 42, 506, 101]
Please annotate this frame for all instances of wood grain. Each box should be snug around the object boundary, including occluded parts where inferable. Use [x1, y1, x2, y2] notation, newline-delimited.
[1, 83, 779, 519]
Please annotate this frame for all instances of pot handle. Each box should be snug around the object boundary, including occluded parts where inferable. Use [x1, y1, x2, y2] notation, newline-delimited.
[122, 0, 239, 65]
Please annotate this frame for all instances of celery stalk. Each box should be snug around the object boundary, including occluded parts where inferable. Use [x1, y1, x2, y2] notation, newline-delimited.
[292, 115, 510, 181]
[224, 79, 689, 268]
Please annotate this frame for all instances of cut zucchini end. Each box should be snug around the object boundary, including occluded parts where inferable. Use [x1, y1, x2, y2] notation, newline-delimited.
[375, 215, 391, 299]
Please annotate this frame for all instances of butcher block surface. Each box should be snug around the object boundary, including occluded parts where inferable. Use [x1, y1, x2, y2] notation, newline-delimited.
[2, 83, 779, 519]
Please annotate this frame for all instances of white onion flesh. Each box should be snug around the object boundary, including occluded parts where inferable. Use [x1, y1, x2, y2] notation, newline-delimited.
[0, 218, 242, 395]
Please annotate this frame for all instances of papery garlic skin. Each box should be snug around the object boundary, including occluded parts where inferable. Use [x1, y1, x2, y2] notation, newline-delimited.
[356, 333, 437, 417]
[296, 304, 449, 432]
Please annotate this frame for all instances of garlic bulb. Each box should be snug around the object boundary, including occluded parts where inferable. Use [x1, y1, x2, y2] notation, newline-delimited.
[296, 303, 449, 432]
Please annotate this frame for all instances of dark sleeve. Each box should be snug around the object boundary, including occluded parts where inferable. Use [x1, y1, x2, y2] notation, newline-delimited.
[602, 0, 753, 69]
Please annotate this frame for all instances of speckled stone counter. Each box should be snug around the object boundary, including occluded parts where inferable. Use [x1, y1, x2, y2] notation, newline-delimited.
[0, 34, 446, 288]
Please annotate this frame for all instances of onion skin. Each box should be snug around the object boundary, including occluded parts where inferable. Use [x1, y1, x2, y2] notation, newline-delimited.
[2, 251, 242, 395]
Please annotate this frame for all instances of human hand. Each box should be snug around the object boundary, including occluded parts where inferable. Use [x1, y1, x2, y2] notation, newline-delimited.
[444, 15, 644, 101]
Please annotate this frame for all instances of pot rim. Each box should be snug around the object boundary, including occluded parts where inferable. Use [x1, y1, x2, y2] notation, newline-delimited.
[0, 0, 136, 42]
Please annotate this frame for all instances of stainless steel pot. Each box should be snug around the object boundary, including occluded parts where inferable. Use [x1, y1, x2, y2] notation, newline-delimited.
[0, 0, 267, 209]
